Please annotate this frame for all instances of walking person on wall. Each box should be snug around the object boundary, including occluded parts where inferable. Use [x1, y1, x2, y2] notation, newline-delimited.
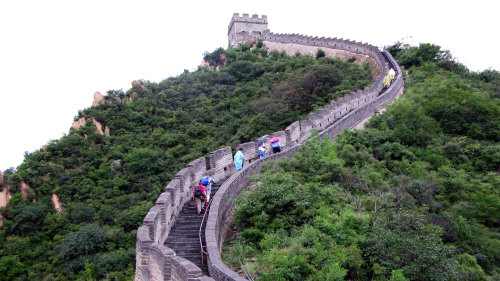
[193, 181, 206, 215]
[201, 175, 216, 203]
[233, 147, 247, 171]
[270, 139, 282, 154]
[257, 144, 267, 159]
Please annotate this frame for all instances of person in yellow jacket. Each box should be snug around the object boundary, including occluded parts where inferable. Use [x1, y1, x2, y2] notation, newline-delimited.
[383, 75, 391, 88]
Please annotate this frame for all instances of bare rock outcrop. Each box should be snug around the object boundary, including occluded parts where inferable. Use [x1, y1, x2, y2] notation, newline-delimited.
[129, 92, 138, 102]
[0, 187, 10, 226]
[71, 117, 110, 137]
[52, 193, 63, 213]
[0, 187, 10, 209]
[92, 91, 104, 106]
[72, 117, 86, 130]
[20, 181, 30, 201]
[0, 172, 9, 226]
[92, 118, 110, 136]
[200, 53, 227, 71]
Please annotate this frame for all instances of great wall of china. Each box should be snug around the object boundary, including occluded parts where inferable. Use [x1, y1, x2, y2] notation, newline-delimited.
[134, 13, 404, 281]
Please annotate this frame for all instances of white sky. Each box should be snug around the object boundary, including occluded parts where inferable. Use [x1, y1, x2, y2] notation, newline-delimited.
[1, 0, 499, 171]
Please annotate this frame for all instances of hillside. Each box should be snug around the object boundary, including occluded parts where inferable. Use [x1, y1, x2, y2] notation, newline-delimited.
[0, 42, 373, 280]
[224, 43, 500, 280]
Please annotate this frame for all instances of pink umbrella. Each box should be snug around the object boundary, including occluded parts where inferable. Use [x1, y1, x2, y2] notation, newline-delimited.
[268, 137, 281, 143]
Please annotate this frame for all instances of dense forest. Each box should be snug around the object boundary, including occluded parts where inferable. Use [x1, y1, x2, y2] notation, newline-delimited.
[223, 43, 500, 280]
[0, 41, 374, 280]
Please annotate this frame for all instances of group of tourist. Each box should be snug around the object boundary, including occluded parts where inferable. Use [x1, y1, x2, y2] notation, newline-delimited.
[194, 138, 283, 214]
[234, 138, 282, 171]
[192, 175, 216, 215]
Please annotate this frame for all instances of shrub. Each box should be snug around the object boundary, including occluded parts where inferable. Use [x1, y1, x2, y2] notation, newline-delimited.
[0, 256, 26, 281]
[10, 202, 48, 236]
[60, 224, 107, 271]
[114, 201, 153, 232]
[316, 48, 325, 59]
[69, 202, 95, 224]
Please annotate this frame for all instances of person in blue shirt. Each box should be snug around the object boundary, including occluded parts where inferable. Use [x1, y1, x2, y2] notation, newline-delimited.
[234, 148, 247, 171]
[257, 144, 267, 159]
[201, 176, 217, 203]
[271, 140, 282, 154]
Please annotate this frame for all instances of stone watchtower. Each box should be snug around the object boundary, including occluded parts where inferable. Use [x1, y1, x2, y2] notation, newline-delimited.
[228, 13, 269, 46]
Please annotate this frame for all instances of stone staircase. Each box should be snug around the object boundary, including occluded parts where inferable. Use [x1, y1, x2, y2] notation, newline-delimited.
[165, 183, 221, 276]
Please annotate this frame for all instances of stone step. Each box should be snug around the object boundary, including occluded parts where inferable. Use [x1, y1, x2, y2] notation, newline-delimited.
[177, 254, 206, 261]
[169, 224, 205, 231]
[168, 232, 204, 238]
[173, 223, 203, 229]
[176, 214, 207, 219]
[166, 237, 201, 242]
[169, 231, 201, 236]
[170, 225, 205, 231]
[167, 244, 204, 250]
[167, 234, 205, 241]
[168, 233, 203, 237]
[176, 216, 205, 221]
[176, 215, 205, 221]
[167, 243, 204, 249]
[176, 214, 205, 219]
[166, 245, 201, 250]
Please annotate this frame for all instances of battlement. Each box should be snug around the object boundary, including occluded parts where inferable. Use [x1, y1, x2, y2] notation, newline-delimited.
[230, 13, 268, 24]
[228, 13, 269, 46]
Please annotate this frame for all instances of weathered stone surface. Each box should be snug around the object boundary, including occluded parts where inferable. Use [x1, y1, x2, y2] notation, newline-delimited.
[0, 186, 11, 209]
[20, 181, 29, 200]
[71, 117, 86, 130]
[92, 91, 104, 106]
[71, 117, 110, 137]
[52, 193, 63, 212]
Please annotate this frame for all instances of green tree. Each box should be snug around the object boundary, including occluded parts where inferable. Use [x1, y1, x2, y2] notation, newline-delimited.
[389, 269, 409, 281]
[366, 209, 460, 280]
[69, 202, 96, 224]
[0, 256, 26, 281]
[10, 202, 48, 236]
[60, 224, 107, 271]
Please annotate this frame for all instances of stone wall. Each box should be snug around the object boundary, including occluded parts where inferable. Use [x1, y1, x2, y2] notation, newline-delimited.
[209, 147, 233, 182]
[134, 15, 404, 280]
[232, 30, 387, 78]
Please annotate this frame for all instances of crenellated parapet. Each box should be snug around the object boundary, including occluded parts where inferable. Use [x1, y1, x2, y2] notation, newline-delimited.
[228, 13, 269, 46]
[134, 14, 404, 281]
[239, 30, 386, 75]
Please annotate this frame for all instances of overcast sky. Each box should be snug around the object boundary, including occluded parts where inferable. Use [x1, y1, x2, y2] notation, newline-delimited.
[1, 0, 499, 171]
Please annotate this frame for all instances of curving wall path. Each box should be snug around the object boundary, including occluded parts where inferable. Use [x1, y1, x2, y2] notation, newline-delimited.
[134, 25, 404, 281]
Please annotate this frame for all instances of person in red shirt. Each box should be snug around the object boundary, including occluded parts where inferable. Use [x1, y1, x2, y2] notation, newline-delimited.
[193, 182, 206, 215]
